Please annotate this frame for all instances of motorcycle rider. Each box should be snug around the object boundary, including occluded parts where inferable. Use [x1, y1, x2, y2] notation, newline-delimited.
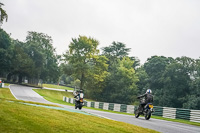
[73, 89, 84, 106]
[137, 89, 153, 113]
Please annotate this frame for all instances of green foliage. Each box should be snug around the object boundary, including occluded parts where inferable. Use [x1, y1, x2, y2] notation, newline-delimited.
[0, 3, 8, 24]
[102, 41, 132, 70]
[0, 30, 59, 84]
[64, 36, 108, 92]
[102, 41, 130, 59]
[10, 40, 35, 82]
[101, 57, 138, 104]
[141, 56, 200, 109]
[0, 29, 11, 74]
[25, 31, 60, 83]
[136, 66, 149, 93]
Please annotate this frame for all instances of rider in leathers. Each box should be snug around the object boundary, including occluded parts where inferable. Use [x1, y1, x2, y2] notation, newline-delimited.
[73, 90, 84, 106]
[137, 89, 153, 112]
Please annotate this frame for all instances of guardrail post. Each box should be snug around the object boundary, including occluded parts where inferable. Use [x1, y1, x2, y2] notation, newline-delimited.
[95, 102, 99, 109]
[190, 110, 200, 123]
[103, 103, 109, 110]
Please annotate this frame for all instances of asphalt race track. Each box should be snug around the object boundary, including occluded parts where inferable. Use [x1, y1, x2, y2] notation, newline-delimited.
[9, 85, 200, 133]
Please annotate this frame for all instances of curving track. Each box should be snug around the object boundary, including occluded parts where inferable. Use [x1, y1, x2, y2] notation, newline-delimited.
[10, 85, 200, 133]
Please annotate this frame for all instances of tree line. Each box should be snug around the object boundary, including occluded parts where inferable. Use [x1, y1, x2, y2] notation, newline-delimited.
[0, 29, 60, 84]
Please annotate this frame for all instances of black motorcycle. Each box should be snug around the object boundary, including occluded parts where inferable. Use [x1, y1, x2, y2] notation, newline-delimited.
[75, 94, 84, 110]
[135, 98, 154, 120]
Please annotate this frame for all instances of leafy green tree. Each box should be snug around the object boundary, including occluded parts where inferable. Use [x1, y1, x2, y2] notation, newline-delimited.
[64, 36, 108, 92]
[84, 55, 108, 99]
[0, 2, 8, 26]
[101, 57, 138, 104]
[130, 56, 140, 69]
[157, 57, 194, 108]
[10, 40, 34, 83]
[102, 41, 130, 58]
[25, 31, 59, 84]
[144, 56, 171, 89]
[136, 66, 149, 94]
[0, 29, 11, 76]
[143, 56, 173, 105]
[102, 41, 131, 67]
[183, 58, 200, 109]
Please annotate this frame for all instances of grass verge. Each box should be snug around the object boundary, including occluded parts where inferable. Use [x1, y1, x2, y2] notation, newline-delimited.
[151, 116, 200, 127]
[0, 87, 158, 133]
[42, 84, 74, 90]
[0, 100, 158, 133]
[34, 89, 75, 106]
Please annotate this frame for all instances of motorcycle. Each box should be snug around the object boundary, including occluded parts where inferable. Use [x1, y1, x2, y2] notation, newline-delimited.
[134, 98, 154, 120]
[75, 93, 84, 110]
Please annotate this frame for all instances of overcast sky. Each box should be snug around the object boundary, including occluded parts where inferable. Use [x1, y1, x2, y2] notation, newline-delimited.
[1, 0, 200, 64]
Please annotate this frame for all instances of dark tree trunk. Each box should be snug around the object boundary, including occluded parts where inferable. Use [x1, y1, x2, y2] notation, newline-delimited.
[80, 73, 84, 90]
[7, 73, 12, 82]
[18, 74, 23, 84]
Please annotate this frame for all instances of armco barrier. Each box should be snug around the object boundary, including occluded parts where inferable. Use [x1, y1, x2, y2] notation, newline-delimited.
[190, 110, 200, 123]
[163, 107, 176, 119]
[63, 96, 200, 123]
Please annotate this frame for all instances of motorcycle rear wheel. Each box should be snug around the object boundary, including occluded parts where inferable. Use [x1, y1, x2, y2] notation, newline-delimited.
[145, 110, 151, 120]
[79, 103, 82, 110]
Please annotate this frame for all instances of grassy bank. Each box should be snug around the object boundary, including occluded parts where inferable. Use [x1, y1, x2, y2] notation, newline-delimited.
[42, 84, 74, 90]
[34, 89, 74, 106]
[0, 100, 158, 133]
[0, 87, 16, 100]
[0, 87, 158, 133]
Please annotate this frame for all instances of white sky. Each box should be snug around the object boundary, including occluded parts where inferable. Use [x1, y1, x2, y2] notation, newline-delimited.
[1, 0, 200, 64]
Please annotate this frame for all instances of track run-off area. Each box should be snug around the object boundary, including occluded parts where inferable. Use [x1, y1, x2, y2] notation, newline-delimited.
[9, 85, 200, 133]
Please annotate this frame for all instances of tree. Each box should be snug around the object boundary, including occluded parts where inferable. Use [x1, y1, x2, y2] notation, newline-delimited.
[0, 29, 11, 76]
[183, 58, 200, 109]
[102, 41, 131, 66]
[25, 31, 59, 84]
[136, 66, 149, 94]
[0, 3, 8, 26]
[143, 56, 172, 105]
[10, 40, 34, 83]
[155, 56, 193, 108]
[101, 57, 139, 104]
[64, 36, 108, 92]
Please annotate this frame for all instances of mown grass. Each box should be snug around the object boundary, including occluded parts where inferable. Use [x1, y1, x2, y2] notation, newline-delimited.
[34, 89, 200, 127]
[0, 87, 158, 133]
[0, 87, 16, 100]
[0, 100, 158, 133]
[42, 84, 74, 90]
[4, 83, 10, 86]
[34, 89, 75, 106]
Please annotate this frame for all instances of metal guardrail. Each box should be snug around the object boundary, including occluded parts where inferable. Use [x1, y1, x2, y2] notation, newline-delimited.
[63, 97, 200, 123]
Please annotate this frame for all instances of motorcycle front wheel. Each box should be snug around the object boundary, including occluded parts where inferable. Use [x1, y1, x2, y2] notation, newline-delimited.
[145, 110, 151, 120]
[135, 110, 140, 118]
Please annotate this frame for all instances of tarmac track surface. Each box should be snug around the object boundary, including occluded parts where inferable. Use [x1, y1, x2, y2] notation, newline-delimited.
[9, 85, 200, 133]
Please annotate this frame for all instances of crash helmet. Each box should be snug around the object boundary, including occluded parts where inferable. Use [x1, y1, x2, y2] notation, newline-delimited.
[146, 89, 152, 94]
